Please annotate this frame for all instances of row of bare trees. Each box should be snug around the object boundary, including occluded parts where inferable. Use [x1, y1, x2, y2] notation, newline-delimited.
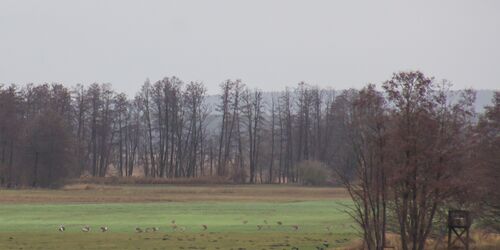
[0, 73, 497, 194]
[0, 76, 370, 185]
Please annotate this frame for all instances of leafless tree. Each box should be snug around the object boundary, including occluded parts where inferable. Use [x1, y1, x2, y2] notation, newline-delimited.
[382, 72, 475, 250]
[337, 85, 389, 250]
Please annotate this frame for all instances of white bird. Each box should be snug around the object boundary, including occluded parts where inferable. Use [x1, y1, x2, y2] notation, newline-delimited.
[135, 227, 143, 233]
[81, 225, 91, 232]
[58, 225, 65, 232]
[291, 225, 299, 231]
[152, 227, 159, 232]
[100, 226, 108, 232]
[202, 225, 208, 231]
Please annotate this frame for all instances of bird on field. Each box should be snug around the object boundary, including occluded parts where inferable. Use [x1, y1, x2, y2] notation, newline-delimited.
[179, 226, 186, 232]
[276, 221, 283, 226]
[171, 224, 178, 231]
[202, 225, 208, 231]
[135, 227, 143, 233]
[322, 240, 329, 248]
[334, 238, 349, 244]
[325, 225, 332, 232]
[291, 247, 299, 250]
[242, 220, 248, 224]
[58, 225, 65, 232]
[257, 225, 263, 231]
[100, 226, 108, 232]
[81, 225, 91, 232]
[145, 227, 152, 233]
[291, 225, 299, 231]
[152, 227, 159, 232]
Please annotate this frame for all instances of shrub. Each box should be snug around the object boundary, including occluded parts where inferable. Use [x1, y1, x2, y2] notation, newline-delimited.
[230, 167, 248, 184]
[297, 160, 332, 186]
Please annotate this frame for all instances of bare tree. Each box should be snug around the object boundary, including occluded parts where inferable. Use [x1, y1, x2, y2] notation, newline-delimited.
[242, 88, 265, 183]
[337, 85, 388, 250]
[0, 85, 22, 187]
[473, 91, 500, 232]
[138, 80, 157, 177]
[183, 81, 206, 177]
[114, 93, 129, 177]
[217, 80, 233, 176]
[383, 72, 475, 250]
[268, 94, 277, 183]
[24, 110, 75, 187]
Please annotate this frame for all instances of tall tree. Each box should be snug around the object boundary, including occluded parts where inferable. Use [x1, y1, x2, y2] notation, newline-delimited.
[338, 85, 389, 250]
[383, 72, 475, 250]
[474, 91, 500, 231]
[242, 88, 265, 183]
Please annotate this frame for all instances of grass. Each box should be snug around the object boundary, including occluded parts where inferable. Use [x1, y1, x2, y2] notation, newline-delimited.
[0, 232, 355, 250]
[0, 201, 354, 233]
[0, 184, 356, 249]
[5, 184, 496, 249]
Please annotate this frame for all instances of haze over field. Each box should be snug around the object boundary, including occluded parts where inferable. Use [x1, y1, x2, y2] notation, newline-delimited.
[1, 0, 499, 94]
[1, 1, 499, 249]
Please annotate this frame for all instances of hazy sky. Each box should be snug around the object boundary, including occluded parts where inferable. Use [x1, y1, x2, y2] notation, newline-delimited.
[1, 0, 499, 95]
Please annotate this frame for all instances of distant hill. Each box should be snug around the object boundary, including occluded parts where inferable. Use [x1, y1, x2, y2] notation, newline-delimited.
[474, 89, 496, 112]
[204, 89, 496, 113]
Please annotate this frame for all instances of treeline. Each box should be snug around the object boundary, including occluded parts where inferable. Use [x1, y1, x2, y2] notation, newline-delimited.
[0, 72, 498, 188]
[0, 77, 347, 186]
[1, 71, 498, 248]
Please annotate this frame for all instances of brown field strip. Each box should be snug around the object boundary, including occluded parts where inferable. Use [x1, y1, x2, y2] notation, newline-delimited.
[0, 184, 349, 203]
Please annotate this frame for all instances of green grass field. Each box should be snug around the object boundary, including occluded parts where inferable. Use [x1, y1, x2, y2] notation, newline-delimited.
[0, 185, 357, 249]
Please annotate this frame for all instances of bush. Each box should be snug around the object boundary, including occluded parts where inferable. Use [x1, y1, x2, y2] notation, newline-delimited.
[297, 160, 332, 186]
[230, 167, 248, 184]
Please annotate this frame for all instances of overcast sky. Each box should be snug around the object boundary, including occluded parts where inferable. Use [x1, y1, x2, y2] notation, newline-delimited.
[1, 0, 499, 95]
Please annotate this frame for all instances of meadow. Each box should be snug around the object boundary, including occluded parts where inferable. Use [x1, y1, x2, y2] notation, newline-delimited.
[0, 185, 357, 249]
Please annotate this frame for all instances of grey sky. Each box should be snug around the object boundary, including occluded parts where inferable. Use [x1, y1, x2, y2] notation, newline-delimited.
[1, 0, 499, 95]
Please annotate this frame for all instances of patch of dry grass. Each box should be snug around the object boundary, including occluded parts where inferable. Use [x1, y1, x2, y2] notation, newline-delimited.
[344, 231, 500, 250]
[72, 176, 232, 185]
[0, 232, 354, 250]
[0, 184, 349, 203]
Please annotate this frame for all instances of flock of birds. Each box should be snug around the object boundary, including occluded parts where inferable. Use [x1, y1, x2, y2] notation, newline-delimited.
[56, 220, 345, 250]
[57, 219, 337, 233]
[58, 225, 109, 233]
